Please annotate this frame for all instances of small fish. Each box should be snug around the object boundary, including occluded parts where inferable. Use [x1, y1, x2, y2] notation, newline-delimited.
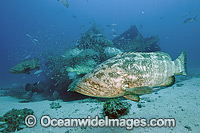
[33, 39, 38, 42]
[106, 24, 111, 27]
[37, 81, 40, 85]
[12, 83, 17, 86]
[182, 12, 190, 17]
[34, 70, 43, 75]
[111, 29, 116, 32]
[159, 16, 164, 20]
[184, 15, 198, 23]
[24, 55, 31, 59]
[26, 34, 32, 38]
[96, 33, 103, 37]
[61, 0, 69, 8]
[72, 15, 77, 18]
[141, 11, 145, 14]
[111, 24, 117, 26]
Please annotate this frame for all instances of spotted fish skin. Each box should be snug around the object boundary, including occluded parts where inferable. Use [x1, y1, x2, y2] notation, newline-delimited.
[70, 51, 186, 100]
[8, 58, 40, 74]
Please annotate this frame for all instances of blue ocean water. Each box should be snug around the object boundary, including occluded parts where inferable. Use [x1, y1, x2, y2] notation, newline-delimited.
[0, 0, 200, 86]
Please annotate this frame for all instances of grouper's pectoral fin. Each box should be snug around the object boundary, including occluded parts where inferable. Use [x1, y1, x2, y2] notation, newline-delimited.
[123, 86, 152, 95]
[123, 94, 140, 102]
[158, 76, 175, 87]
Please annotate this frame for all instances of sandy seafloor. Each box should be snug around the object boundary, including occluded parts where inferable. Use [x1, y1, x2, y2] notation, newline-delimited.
[0, 67, 200, 133]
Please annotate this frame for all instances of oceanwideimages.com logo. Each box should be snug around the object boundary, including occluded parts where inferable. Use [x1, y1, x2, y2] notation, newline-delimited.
[25, 115, 176, 130]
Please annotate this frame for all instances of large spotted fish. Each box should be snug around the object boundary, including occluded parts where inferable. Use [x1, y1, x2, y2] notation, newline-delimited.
[8, 58, 40, 74]
[69, 51, 186, 102]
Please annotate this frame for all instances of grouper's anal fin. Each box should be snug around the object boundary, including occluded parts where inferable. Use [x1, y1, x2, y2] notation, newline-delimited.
[158, 76, 175, 87]
[123, 86, 152, 95]
[123, 94, 140, 102]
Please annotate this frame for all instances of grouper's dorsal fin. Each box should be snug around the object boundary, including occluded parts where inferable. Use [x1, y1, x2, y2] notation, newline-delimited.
[124, 94, 140, 102]
[157, 76, 175, 87]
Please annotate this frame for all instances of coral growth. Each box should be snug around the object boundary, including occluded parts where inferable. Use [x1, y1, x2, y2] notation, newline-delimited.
[50, 102, 62, 110]
[0, 108, 34, 132]
[103, 99, 132, 119]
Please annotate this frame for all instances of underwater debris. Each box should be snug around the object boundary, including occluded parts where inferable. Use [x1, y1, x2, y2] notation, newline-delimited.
[50, 102, 62, 109]
[8, 58, 40, 74]
[103, 99, 132, 119]
[25, 83, 45, 94]
[76, 24, 113, 61]
[71, 49, 99, 66]
[112, 25, 160, 52]
[0, 108, 34, 132]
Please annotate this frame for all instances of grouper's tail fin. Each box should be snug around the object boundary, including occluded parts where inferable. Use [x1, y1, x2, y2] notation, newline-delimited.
[174, 51, 187, 75]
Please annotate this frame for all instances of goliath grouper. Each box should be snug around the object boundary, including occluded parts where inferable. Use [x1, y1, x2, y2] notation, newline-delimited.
[69, 51, 186, 102]
[8, 58, 40, 74]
